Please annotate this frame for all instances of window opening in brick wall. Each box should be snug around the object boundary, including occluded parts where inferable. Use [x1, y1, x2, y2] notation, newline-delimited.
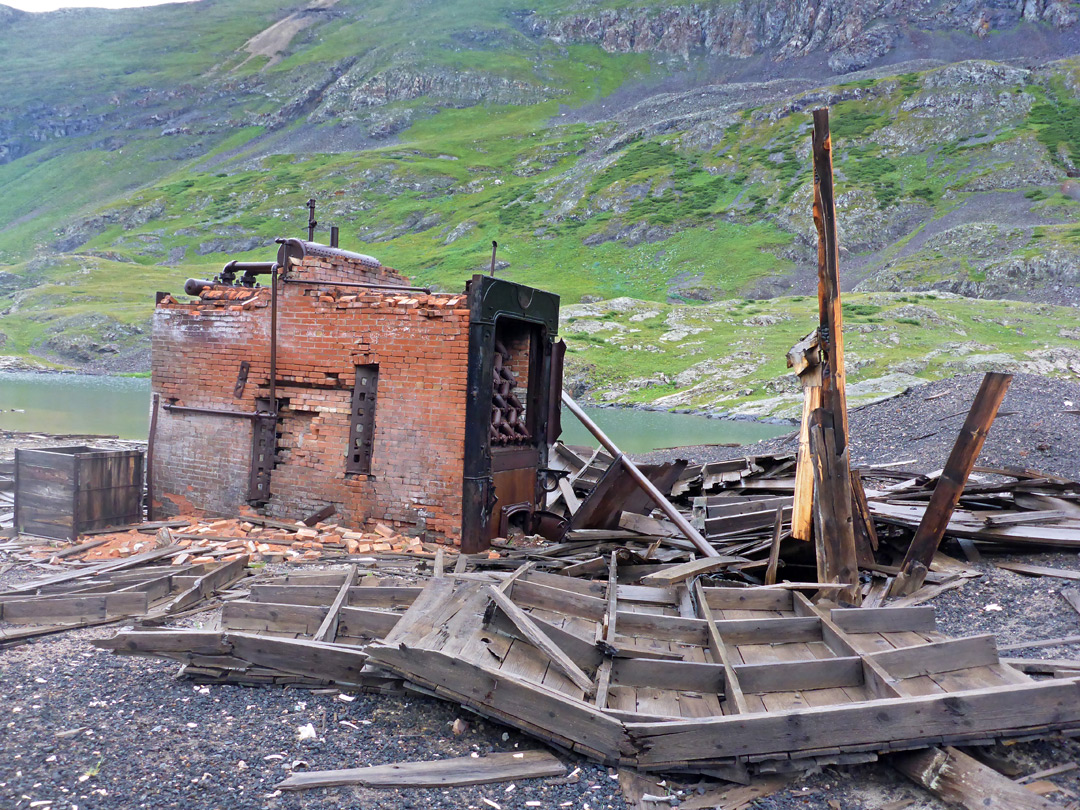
[346, 364, 379, 475]
[491, 320, 539, 447]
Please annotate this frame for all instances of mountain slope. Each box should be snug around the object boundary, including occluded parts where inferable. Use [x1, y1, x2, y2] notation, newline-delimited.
[3, 0, 1080, 411]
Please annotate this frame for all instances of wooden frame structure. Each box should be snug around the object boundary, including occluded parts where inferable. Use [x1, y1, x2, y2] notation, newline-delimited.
[101, 568, 1080, 776]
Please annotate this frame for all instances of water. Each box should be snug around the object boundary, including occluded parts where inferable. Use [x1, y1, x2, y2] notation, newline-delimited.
[0, 372, 152, 440]
[559, 405, 787, 454]
[0, 372, 788, 451]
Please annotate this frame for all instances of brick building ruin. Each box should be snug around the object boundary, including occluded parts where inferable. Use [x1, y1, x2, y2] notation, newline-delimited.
[150, 237, 563, 553]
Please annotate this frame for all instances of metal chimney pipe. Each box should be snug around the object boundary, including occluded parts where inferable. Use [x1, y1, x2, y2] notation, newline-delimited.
[307, 198, 317, 241]
[330, 226, 339, 248]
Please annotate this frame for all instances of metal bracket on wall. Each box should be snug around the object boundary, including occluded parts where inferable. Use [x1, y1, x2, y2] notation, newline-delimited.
[233, 361, 251, 398]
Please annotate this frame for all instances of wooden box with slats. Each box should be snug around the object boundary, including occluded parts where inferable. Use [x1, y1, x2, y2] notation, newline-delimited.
[14, 446, 143, 541]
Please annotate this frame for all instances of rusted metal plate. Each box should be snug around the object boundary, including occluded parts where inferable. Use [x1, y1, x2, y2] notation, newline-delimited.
[346, 364, 379, 476]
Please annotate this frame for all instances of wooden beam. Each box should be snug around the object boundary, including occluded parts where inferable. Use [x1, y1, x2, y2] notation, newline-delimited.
[890, 372, 1012, 596]
[561, 392, 718, 557]
[312, 565, 357, 643]
[892, 746, 1059, 810]
[640, 557, 745, 587]
[486, 585, 595, 695]
[765, 505, 784, 586]
[693, 580, 747, 714]
[277, 750, 566, 790]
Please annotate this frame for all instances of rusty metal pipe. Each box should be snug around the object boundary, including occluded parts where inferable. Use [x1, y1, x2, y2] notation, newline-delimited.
[163, 404, 261, 419]
[560, 392, 718, 558]
[269, 262, 278, 418]
[184, 278, 216, 296]
[222, 261, 276, 275]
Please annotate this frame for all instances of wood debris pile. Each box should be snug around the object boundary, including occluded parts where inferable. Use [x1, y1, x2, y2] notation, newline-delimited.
[98, 552, 1080, 782]
[0, 545, 250, 647]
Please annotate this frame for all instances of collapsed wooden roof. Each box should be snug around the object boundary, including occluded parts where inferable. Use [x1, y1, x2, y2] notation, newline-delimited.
[101, 563, 1080, 778]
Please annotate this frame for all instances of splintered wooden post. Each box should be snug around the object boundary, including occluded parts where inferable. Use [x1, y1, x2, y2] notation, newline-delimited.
[890, 372, 1012, 596]
[810, 107, 860, 604]
[788, 331, 822, 541]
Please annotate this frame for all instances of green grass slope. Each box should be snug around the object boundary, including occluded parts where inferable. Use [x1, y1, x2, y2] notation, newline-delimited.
[3, 0, 1080, 397]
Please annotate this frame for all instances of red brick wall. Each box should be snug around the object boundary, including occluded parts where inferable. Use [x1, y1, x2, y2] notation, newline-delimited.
[151, 269, 471, 541]
[285, 249, 410, 287]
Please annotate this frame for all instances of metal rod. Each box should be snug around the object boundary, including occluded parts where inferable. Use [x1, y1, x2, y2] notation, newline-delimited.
[146, 393, 159, 522]
[490, 241, 498, 277]
[269, 262, 278, 418]
[281, 278, 430, 294]
[307, 198, 317, 241]
[162, 404, 261, 419]
[559, 392, 718, 558]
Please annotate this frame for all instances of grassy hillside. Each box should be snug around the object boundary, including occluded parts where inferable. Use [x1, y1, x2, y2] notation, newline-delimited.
[3, 0, 1080, 406]
[560, 291, 1080, 417]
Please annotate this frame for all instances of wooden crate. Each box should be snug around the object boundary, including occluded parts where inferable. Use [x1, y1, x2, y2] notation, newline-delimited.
[14, 446, 143, 541]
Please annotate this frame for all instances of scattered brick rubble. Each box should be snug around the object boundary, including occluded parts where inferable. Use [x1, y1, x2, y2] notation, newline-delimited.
[24, 517, 493, 565]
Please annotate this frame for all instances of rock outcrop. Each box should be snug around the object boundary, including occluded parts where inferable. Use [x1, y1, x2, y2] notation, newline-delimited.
[519, 0, 1079, 72]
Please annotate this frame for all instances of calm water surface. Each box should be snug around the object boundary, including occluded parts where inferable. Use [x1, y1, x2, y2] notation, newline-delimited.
[0, 372, 787, 451]
[0, 373, 152, 439]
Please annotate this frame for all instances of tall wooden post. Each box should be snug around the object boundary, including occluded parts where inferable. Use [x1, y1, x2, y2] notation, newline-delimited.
[810, 108, 861, 604]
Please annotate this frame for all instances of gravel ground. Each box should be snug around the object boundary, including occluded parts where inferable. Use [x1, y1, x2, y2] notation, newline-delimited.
[0, 622, 623, 810]
[634, 372, 1080, 477]
[5, 372, 1080, 809]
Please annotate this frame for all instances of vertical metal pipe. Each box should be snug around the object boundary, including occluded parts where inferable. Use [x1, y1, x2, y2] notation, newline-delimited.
[269, 263, 279, 416]
[146, 393, 160, 522]
[307, 198, 317, 241]
[560, 392, 718, 558]
[490, 241, 498, 277]
[330, 226, 339, 248]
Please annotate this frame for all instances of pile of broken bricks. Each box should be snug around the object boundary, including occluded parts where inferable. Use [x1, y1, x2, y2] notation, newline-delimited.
[20, 515, 467, 566]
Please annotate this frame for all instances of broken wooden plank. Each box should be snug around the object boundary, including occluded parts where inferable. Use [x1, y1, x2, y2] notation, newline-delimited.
[891, 745, 1059, 810]
[277, 750, 565, 790]
[639, 557, 745, 587]
[996, 562, 1080, 582]
[890, 372, 1012, 596]
[678, 776, 792, 810]
[788, 331, 821, 543]
[850, 468, 878, 567]
[765, 505, 784, 586]
[999, 635, 1080, 653]
[1, 545, 182, 595]
[164, 555, 249, 614]
[617, 768, 669, 810]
